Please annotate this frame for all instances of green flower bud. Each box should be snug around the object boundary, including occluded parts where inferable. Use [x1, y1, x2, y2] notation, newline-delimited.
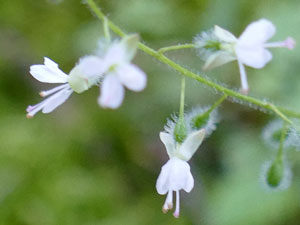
[174, 117, 187, 144]
[262, 120, 290, 150]
[191, 113, 209, 130]
[266, 159, 284, 188]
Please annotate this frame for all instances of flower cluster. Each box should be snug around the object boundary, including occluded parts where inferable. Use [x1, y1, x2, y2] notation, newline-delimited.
[27, 35, 146, 117]
[25, 8, 300, 219]
[194, 19, 295, 94]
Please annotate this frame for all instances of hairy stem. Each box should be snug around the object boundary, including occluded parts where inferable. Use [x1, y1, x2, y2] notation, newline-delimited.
[86, 0, 300, 123]
[158, 44, 196, 53]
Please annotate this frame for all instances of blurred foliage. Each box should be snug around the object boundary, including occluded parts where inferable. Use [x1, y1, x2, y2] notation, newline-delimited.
[0, 0, 300, 224]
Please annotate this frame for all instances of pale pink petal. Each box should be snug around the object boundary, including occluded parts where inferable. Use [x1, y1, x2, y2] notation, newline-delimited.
[42, 88, 73, 113]
[26, 87, 72, 118]
[238, 19, 276, 46]
[77, 55, 107, 78]
[236, 46, 272, 69]
[117, 64, 147, 92]
[98, 75, 125, 109]
[104, 43, 128, 67]
[30, 57, 69, 83]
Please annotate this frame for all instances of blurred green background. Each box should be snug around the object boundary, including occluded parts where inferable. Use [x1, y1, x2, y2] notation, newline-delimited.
[0, 0, 300, 224]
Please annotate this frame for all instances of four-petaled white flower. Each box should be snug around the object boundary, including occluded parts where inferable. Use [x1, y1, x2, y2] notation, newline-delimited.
[156, 129, 206, 218]
[199, 19, 295, 94]
[26, 56, 104, 118]
[98, 34, 147, 109]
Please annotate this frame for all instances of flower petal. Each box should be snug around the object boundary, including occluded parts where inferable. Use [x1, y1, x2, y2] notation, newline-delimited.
[104, 43, 128, 67]
[42, 88, 73, 113]
[98, 74, 125, 109]
[26, 87, 72, 118]
[30, 57, 69, 83]
[156, 161, 172, 195]
[77, 55, 107, 78]
[160, 132, 175, 158]
[235, 46, 272, 69]
[184, 170, 194, 193]
[104, 34, 139, 67]
[178, 129, 206, 161]
[156, 158, 194, 194]
[117, 64, 147, 91]
[238, 19, 276, 47]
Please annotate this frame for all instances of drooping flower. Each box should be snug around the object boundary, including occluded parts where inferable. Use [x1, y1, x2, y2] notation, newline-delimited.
[97, 34, 147, 109]
[156, 128, 206, 218]
[26, 56, 105, 118]
[194, 19, 295, 94]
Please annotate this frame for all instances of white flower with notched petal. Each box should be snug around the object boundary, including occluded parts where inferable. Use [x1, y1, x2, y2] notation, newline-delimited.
[195, 18, 295, 94]
[235, 19, 295, 93]
[27, 56, 105, 118]
[156, 129, 206, 218]
[98, 34, 147, 109]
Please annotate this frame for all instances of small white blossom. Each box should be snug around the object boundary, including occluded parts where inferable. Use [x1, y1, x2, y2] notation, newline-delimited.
[235, 19, 295, 93]
[195, 19, 295, 94]
[27, 56, 104, 118]
[156, 129, 205, 218]
[98, 35, 147, 109]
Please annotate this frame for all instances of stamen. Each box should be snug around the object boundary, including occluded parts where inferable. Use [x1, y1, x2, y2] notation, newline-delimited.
[264, 37, 296, 50]
[173, 191, 180, 218]
[237, 60, 249, 94]
[162, 191, 173, 213]
[26, 102, 45, 118]
[39, 84, 69, 97]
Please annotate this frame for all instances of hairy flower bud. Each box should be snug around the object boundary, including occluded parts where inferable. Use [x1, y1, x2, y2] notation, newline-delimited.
[261, 159, 292, 191]
[266, 159, 284, 187]
[186, 106, 219, 137]
[174, 117, 187, 144]
[262, 120, 291, 150]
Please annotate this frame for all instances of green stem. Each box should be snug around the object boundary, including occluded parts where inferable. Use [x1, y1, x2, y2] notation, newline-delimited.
[103, 17, 111, 42]
[277, 122, 288, 161]
[86, 0, 300, 122]
[179, 76, 185, 120]
[158, 44, 196, 54]
[203, 94, 227, 117]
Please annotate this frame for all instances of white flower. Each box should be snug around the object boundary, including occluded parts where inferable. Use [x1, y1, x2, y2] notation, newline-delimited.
[98, 35, 147, 109]
[195, 19, 295, 94]
[235, 19, 295, 93]
[27, 56, 104, 118]
[156, 129, 205, 218]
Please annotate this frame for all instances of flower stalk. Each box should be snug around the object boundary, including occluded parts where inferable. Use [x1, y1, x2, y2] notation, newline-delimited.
[158, 44, 196, 54]
[174, 76, 187, 143]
